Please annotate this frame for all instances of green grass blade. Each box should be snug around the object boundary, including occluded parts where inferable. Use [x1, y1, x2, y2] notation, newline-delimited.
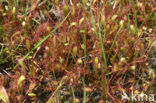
[90, 0, 97, 37]
[139, 8, 156, 28]
[133, 0, 138, 31]
[71, 86, 76, 103]
[83, 31, 87, 64]
[82, 77, 86, 103]
[97, 2, 108, 100]
[12, 11, 71, 70]
[107, 26, 122, 61]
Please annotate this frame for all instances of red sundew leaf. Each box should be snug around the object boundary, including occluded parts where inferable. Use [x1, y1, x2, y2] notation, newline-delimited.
[26, 81, 36, 95]
[131, 56, 147, 64]
[112, 63, 119, 73]
[33, 9, 39, 18]
[35, 22, 47, 41]
[36, 22, 47, 34]
[118, 85, 125, 93]
[22, 0, 26, 3]
[145, 39, 156, 54]
[31, 0, 38, 12]
[26, 0, 38, 23]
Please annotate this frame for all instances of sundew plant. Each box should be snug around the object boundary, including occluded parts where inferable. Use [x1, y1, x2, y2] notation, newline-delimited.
[0, 0, 155, 103]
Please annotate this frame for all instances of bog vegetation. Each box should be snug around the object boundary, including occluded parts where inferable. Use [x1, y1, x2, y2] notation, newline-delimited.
[0, 0, 155, 103]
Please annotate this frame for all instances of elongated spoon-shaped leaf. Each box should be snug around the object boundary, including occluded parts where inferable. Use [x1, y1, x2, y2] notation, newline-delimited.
[47, 76, 68, 103]
[0, 85, 9, 103]
[22, 11, 71, 60]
